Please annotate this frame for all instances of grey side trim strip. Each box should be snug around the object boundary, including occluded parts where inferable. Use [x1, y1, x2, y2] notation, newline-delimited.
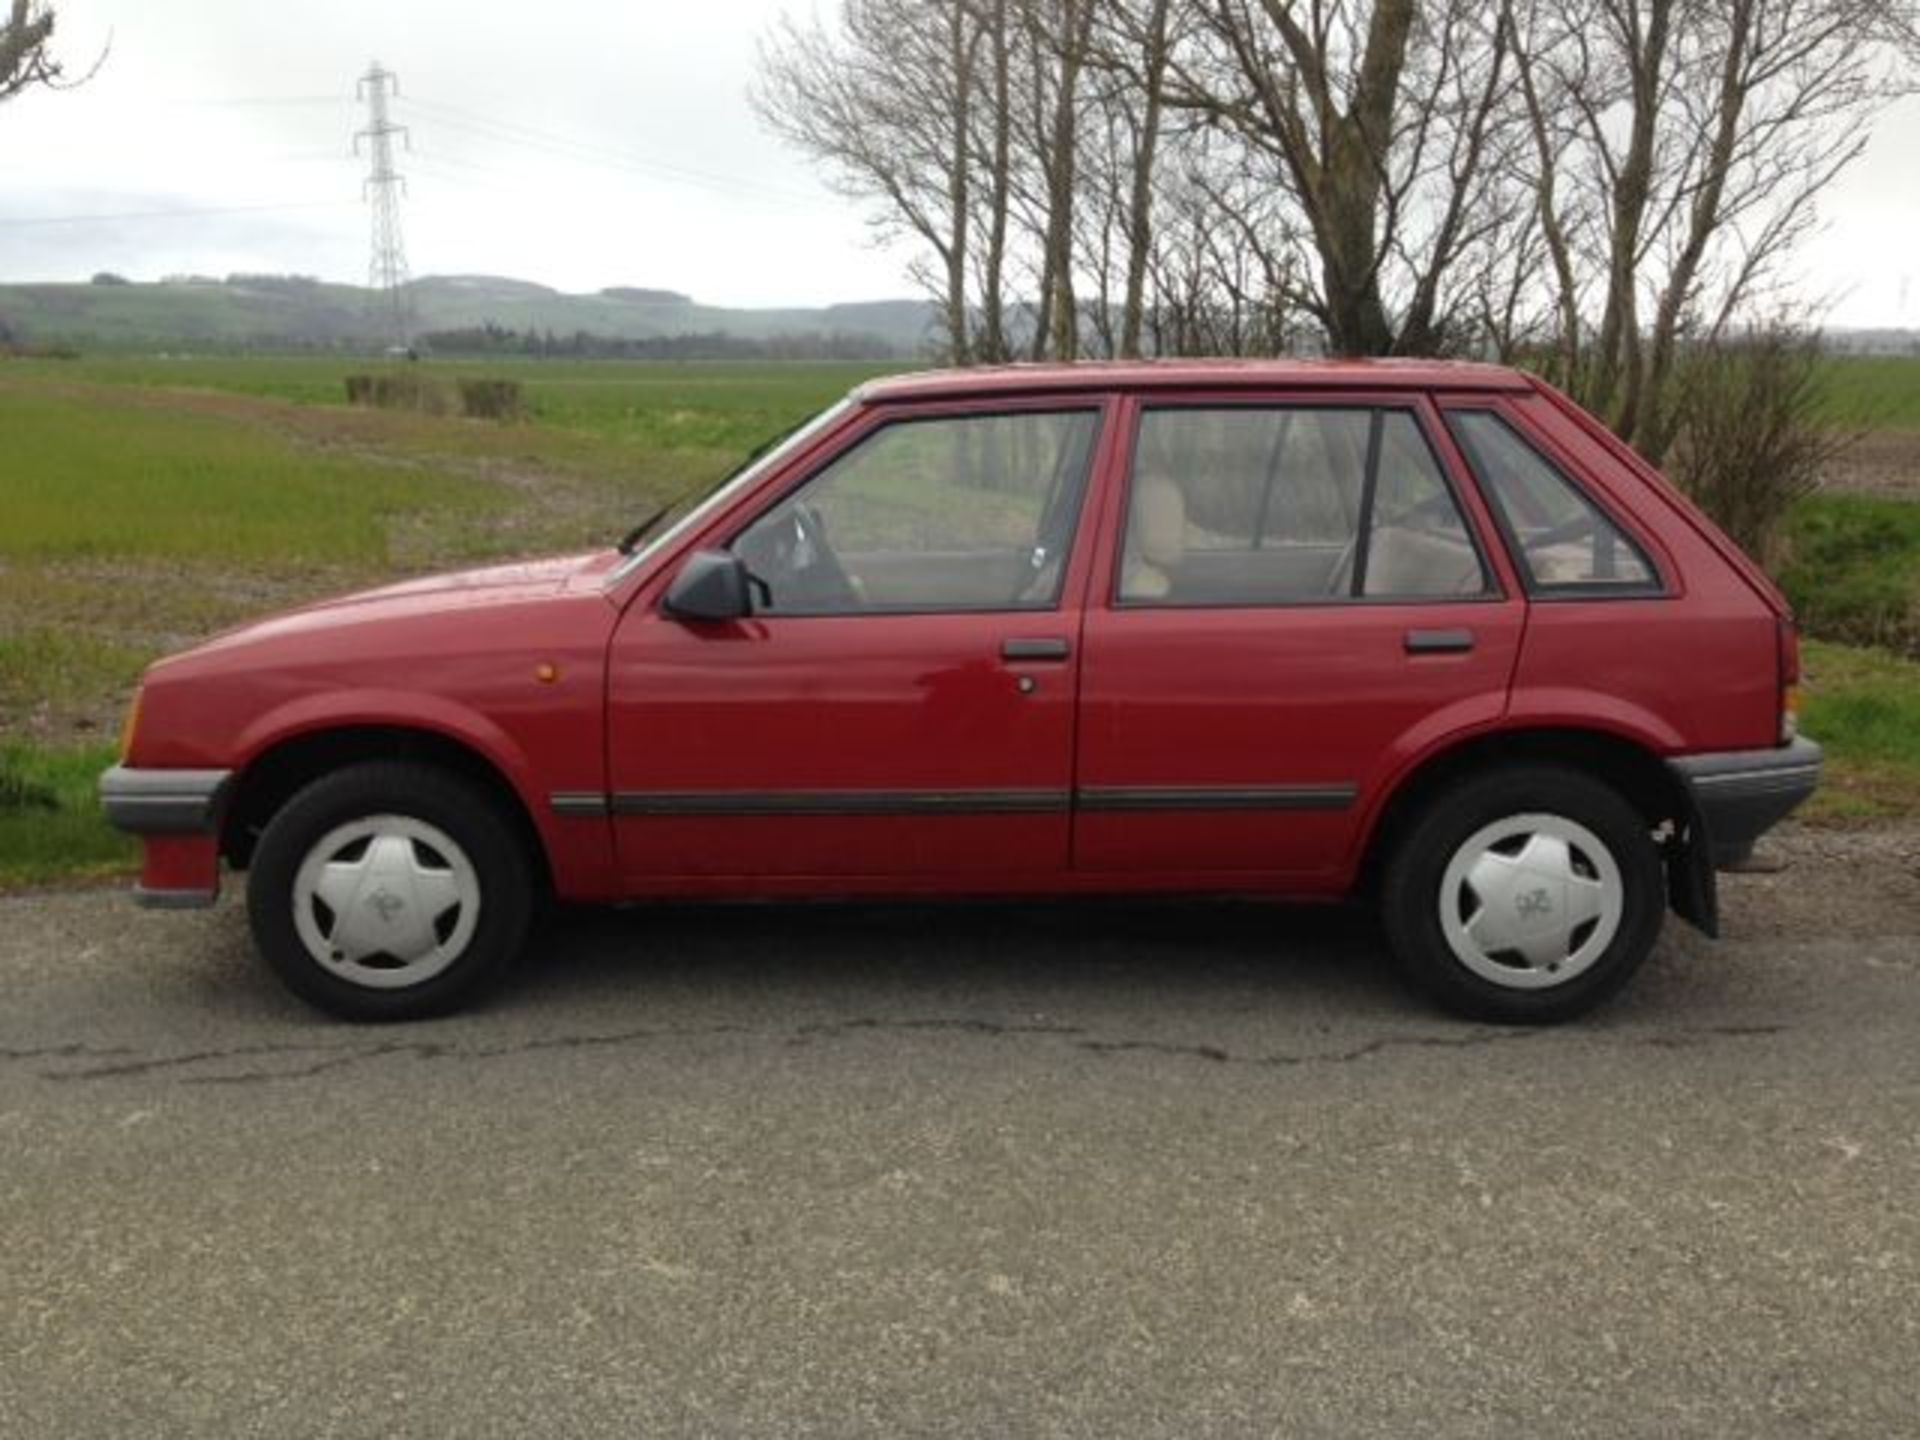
[554, 784, 1361, 818]
[99, 766, 233, 835]
[609, 789, 1070, 817]
[1077, 784, 1357, 813]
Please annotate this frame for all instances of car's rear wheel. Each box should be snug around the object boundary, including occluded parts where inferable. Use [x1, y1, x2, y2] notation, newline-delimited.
[1380, 766, 1664, 1023]
[246, 762, 532, 1020]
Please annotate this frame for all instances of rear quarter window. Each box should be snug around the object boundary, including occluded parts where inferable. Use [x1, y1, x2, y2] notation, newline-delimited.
[1447, 410, 1659, 593]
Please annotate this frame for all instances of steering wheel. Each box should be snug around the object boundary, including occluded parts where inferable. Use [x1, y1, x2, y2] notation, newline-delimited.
[739, 502, 860, 612]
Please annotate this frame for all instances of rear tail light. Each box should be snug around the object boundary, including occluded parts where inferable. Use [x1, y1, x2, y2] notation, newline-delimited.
[1778, 619, 1801, 743]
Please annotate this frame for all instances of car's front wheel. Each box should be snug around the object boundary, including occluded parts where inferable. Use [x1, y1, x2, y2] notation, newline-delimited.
[1380, 766, 1664, 1023]
[246, 762, 532, 1020]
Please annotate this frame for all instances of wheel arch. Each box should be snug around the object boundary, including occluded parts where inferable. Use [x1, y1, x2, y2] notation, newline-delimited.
[220, 724, 554, 896]
[1356, 726, 1714, 933]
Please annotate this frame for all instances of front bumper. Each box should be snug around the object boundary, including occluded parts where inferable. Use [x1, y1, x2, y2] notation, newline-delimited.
[1669, 737, 1823, 869]
[98, 765, 233, 908]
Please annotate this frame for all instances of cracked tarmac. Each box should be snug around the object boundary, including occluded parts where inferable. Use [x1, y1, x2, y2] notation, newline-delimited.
[2, 845, 1916, 1436]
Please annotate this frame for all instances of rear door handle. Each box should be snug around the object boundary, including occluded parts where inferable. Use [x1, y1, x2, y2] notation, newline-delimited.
[1405, 628, 1476, 654]
[1002, 637, 1072, 662]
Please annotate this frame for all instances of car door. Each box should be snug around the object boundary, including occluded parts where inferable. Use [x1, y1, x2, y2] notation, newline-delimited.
[1074, 392, 1527, 881]
[605, 400, 1111, 886]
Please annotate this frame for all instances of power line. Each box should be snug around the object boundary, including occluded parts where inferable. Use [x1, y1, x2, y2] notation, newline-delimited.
[0, 199, 354, 228]
[395, 94, 828, 207]
[153, 95, 347, 108]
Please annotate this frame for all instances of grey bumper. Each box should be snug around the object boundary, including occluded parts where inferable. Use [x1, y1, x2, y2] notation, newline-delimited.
[1669, 737, 1823, 869]
[98, 765, 233, 836]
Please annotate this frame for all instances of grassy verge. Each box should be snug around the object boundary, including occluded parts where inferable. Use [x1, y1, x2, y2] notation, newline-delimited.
[1799, 640, 1920, 822]
[0, 743, 133, 890]
[1783, 495, 1920, 656]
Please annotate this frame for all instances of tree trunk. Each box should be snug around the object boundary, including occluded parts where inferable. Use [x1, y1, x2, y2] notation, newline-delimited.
[978, 0, 1013, 363]
[1119, 0, 1172, 358]
[1591, 0, 1674, 437]
[1042, 0, 1095, 361]
[943, 2, 977, 364]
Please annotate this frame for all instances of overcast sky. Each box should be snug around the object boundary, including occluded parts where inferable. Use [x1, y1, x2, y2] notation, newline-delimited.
[1, 0, 1915, 324]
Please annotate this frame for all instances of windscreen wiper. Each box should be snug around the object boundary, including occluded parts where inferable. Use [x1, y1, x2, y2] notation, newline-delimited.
[616, 505, 671, 556]
[613, 417, 809, 556]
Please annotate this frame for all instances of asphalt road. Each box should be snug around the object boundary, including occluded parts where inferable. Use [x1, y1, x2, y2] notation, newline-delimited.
[3, 830, 1917, 1438]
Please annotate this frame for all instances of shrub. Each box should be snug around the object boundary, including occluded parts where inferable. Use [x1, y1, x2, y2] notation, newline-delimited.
[343, 372, 454, 415]
[344, 374, 524, 421]
[1665, 323, 1851, 571]
[456, 378, 524, 421]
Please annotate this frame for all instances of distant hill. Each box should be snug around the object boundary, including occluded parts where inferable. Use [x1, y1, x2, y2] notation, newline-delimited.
[0, 273, 937, 355]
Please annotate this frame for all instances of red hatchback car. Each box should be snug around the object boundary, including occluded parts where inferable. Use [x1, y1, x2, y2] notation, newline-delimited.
[102, 361, 1820, 1022]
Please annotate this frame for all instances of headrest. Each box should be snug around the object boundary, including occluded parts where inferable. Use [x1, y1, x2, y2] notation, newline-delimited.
[1131, 477, 1185, 568]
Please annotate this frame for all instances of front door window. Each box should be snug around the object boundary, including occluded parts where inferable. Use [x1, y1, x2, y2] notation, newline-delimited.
[733, 409, 1101, 614]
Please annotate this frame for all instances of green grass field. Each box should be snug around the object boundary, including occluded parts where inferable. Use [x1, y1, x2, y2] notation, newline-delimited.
[2, 353, 890, 446]
[22, 350, 1914, 429]
[1822, 355, 1920, 430]
[1, 351, 1917, 888]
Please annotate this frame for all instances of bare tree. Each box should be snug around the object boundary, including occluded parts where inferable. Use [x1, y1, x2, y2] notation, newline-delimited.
[754, 0, 1916, 390]
[1143, 129, 1309, 355]
[1163, 0, 1516, 356]
[1083, 0, 1183, 356]
[1513, 0, 1919, 459]
[1021, 0, 1100, 359]
[3, 0, 67, 102]
[968, 0, 1018, 361]
[753, 0, 984, 361]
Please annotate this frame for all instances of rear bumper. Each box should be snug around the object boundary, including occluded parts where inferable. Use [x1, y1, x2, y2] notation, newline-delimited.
[1669, 737, 1823, 869]
[99, 765, 232, 908]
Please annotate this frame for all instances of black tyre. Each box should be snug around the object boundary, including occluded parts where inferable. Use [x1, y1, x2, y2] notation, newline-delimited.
[246, 761, 533, 1021]
[1379, 765, 1664, 1024]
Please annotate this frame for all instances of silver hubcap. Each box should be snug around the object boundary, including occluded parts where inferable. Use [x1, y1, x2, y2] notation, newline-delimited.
[291, 816, 481, 990]
[1438, 813, 1624, 990]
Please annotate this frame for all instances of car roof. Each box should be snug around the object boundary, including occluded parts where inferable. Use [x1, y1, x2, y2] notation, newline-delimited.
[856, 358, 1533, 404]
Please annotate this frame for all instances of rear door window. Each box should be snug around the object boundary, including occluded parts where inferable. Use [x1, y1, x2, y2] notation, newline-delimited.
[1119, 406, 1489, 605]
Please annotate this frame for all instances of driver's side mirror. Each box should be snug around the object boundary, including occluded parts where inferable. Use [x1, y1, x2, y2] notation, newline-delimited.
[662, 549, 753, 622]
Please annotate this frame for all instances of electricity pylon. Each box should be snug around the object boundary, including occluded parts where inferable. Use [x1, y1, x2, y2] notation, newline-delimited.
[355, 62, 413, 351]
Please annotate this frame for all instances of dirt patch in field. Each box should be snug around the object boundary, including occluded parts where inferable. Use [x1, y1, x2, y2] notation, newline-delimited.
[1821, 429, 1920, 499]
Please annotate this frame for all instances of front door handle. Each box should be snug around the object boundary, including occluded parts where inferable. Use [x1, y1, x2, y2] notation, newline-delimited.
[1405, 628, 1475, 654]
[1002, 637, 1072, 662]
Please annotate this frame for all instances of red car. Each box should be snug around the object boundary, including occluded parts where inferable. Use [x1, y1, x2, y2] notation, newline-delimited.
[102, 361, 1820, 1022]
